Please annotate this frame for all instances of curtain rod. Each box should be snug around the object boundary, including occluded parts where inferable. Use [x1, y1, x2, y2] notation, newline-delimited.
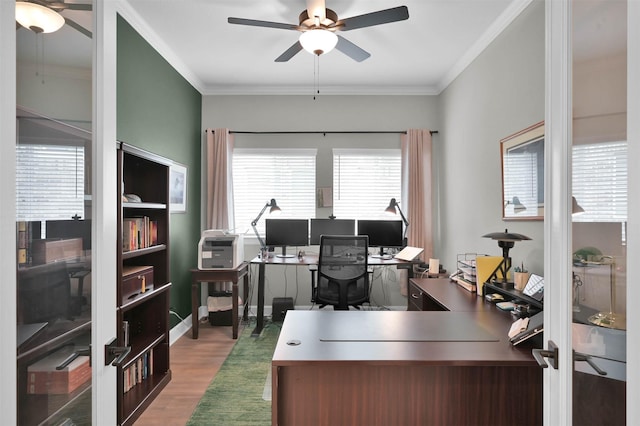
[221, 130, 438, 135]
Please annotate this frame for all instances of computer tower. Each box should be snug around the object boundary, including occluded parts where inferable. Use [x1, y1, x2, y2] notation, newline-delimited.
[272, 297, 294, 322]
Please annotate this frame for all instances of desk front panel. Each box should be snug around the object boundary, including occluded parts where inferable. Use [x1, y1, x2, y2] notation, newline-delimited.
[274, 363, 542, 426]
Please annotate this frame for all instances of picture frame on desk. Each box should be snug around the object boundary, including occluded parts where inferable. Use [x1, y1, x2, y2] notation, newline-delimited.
[169, 162, 187, 213]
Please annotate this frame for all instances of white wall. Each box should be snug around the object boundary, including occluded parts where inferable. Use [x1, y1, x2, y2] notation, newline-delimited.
[202, 95, 439, 309]
[438, 1, 545, 277]
[17, 63, 92, 128]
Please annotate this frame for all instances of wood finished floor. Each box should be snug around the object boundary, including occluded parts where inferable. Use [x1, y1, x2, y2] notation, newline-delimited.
[133, 322, 241, 425]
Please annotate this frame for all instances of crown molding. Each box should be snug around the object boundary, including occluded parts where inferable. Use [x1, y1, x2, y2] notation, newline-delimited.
[436, 0, 534, 94]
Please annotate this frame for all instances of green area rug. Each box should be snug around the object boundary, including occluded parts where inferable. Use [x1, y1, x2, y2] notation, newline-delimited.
[187, 320, 281, 426]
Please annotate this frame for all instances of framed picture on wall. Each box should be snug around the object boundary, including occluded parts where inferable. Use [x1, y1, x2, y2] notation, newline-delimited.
[501, 121, 544, 220]
[170, 162, 187, 213]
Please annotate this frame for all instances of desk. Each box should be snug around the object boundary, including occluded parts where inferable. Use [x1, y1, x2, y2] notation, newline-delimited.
[190, 262, 249, 339]
[249, 254, 419, 336]
[271, 278, 542, 426]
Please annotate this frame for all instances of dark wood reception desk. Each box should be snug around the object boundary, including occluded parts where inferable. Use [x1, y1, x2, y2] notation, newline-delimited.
[271, 278, 542, 426]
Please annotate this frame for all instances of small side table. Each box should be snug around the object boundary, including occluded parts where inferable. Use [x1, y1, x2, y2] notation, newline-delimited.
[190, 262, 249, 339]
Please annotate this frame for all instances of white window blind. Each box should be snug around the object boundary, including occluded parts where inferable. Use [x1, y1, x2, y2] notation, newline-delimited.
[333, 149, 402, 219]
[233, 148, 316, 235]
[16, 144, 85, 221]
[572, 141, 627, 222]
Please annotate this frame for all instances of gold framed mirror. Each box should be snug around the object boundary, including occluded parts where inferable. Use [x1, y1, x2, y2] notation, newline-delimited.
[501, 121, 544, 220]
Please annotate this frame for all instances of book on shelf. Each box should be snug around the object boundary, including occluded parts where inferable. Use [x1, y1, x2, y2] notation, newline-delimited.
[123, 350, 154, 394]
[17, 221, 28, 265]
[123, 216, 158, 252]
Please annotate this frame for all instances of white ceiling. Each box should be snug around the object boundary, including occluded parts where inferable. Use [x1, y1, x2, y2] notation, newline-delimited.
[16, 0, 626, 96]
[121, 0, 526, 95]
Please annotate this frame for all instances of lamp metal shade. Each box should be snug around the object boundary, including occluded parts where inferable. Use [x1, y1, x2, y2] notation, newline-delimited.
[572, 196, 585, 214]
[299, 29, 338, 55]
[384, 198, 398, 215]
[16, 1, 65, 33]
[268, 198, 282, 214]
[482, 229, 531, 242]
[512, 196, 526, 212]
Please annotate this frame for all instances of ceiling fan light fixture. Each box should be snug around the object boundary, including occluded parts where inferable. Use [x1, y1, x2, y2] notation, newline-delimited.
[299, 29, 338, 56]
[16, 1, 65, 34]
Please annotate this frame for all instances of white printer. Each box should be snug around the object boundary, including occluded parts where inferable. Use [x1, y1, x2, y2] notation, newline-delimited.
[198, 230, 244, 269]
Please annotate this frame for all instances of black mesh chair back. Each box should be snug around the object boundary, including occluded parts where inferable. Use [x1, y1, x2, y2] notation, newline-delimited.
[316, 235, 369, 310]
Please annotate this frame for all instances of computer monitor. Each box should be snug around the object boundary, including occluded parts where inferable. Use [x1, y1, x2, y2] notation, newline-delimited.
[309, 218, 356, 245]
[265, 219, 309, 258]
[357, 219, 404, 256]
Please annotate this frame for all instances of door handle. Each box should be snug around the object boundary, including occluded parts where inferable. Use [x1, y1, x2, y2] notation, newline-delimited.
[105, 337, 132, 367]
[57, 345, 91, 370]
[574, 351, 607, 375]
[532, 340, 559, 369]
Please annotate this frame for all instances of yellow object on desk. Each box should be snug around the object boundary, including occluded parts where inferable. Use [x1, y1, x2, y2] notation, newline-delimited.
[475, 256, 504, 296]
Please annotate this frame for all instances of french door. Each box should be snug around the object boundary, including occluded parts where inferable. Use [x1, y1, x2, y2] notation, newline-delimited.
[2, 1, 119, 424]
[544, 0, 637, 424]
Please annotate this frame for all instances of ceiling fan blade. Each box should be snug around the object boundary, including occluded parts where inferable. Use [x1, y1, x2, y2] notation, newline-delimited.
[44, 1, 92, 11]
[65, 16, 92, 38]
[228, 17, 298, 31]
[306, 0, 326, 21]
[275, 41, 303, 62]
[335, 35, 370, 62]
[62, 3, 92, 11]
[337, 6, 409, 31]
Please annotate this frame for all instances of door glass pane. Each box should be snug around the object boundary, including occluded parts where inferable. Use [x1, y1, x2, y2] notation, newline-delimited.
[16, 2, 93, 424]
[572, 1, 627, 424]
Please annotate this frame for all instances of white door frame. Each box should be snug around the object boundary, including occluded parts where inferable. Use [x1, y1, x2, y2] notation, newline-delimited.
[544, 0, 573, 423]
[626, 1, 640, 424]
[0, 1, 120, 423]
[0, 1, 18, 423]
[92, 1, 119, 424]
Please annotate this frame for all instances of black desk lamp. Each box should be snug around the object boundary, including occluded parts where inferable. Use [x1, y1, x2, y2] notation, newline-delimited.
[385, 198, 409, 245]
[482, 229, 531, 285]
[251, 198, 281, 249]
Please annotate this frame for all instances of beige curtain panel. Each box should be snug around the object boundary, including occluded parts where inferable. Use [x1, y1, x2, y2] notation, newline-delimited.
[205, 128, 234, 230]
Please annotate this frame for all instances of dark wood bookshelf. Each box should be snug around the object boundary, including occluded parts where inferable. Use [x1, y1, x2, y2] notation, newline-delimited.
[116, 142, 172, 425]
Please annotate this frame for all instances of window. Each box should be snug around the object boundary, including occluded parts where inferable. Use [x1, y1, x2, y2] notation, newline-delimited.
[16, 144, 85, 222]
[572, 141, 627, 223]
[332, 149, 402, 219]
[233, 149, 316, 235]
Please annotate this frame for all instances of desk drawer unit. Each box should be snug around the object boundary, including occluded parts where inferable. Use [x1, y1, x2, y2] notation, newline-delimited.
[408, 280, 448, 311]
[408, 281, 425, 310]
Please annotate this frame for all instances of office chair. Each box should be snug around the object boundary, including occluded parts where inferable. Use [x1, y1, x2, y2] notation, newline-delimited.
[316, 235, 369, 310]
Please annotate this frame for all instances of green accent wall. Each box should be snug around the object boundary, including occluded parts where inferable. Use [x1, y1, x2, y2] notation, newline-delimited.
[117, 15, 202, 328]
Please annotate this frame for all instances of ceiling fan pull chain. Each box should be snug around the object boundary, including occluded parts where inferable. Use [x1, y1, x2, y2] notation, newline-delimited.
[313, 54, 320, 100]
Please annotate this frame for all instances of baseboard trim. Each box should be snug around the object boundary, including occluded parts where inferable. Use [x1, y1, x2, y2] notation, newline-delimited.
[169, 305, 408, 345]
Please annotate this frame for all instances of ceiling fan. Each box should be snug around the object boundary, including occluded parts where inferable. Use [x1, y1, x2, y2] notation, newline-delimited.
[228, 0, 409, 62]
[15, 0, 92, 38]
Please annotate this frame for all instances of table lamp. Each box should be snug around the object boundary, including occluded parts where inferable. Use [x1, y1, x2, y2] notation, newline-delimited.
[587, 256, 626, 330]
[385, 198, 409, 244]
[251, 198, 281, 249]
[482, 229, 531, 285]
